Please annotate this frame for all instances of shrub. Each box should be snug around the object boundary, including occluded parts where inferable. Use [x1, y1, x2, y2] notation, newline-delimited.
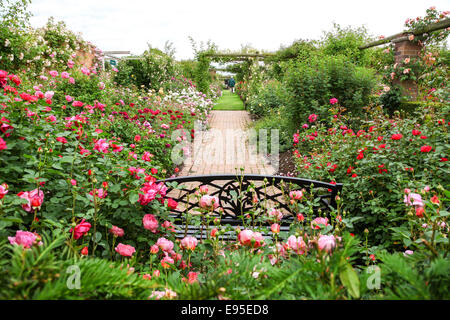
[252, 107, 292, 153]
[284, 54, 376, 129]
[291, 103, 449, 248]
[247, 80, 287, 118]
[114, 46, 179, 91]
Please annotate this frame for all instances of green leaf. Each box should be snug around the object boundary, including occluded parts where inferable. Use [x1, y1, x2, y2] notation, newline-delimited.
[129, 191, 139, 204]
[0, 216, 23, 224]
[94, 232, 102, 243]
[339, 260, 360, 299]
[60, 156, 75, 163]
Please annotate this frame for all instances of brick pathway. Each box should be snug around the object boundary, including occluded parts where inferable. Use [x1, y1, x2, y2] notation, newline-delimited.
[178, 110, 276, 176]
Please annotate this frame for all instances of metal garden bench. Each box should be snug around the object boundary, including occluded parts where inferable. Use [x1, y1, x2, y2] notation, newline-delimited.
[155, 174, 343, 239]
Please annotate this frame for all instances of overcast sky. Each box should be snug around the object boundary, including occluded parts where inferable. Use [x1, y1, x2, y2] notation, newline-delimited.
[28, 0, 449, 60]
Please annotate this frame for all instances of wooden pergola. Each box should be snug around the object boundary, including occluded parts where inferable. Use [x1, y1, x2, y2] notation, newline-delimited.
[360, 18, 450, 49]
[203, 52, 275, 61]
[359, 18, 450, 100]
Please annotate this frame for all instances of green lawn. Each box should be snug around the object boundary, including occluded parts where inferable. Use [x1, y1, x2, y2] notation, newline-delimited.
[213, 90, 245, 110]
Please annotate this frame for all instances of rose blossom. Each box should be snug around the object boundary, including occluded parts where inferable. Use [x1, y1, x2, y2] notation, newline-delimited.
[8, 230, 42, 248]
[308, 114, 318, 123]
[184, 271, 199, 284]
[70, 219, 91, 239]
[289, 190, 303, 200]
[110, 225, 124, 237]
[404, 193, 424, 207]
[143, 214, 159, 233]
[180, 236, 198, 251]
[166, 198, 178, 210]
[271, 223, 280, 234]
[161, 255, 174, 268]
[199, 195, 219, 210]
[150, 244, 159, 254]
[318, 234, 336, 253]
[17, 188, 44, 212]
[287, 235, 306, 254]
[268, 208, 283, 221]
[115, 243, 135, 257]
[238, 229, 264, 248]
[0, 183, 8, 199]
[311, 217, 329, 230]
[156, 237, 174, 252]
[329, 98, 338, 104]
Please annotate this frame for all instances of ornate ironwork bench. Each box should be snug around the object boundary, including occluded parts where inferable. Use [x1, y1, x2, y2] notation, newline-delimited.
[156, 174, 343, 239]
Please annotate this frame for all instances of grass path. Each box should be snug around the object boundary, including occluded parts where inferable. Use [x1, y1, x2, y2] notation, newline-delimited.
[213, 90, 245, 110]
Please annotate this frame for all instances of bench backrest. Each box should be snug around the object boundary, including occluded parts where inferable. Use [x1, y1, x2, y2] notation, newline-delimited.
[156, 174, 343, 226]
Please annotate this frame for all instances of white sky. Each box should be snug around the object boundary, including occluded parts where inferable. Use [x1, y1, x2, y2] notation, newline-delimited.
[28, 0, 449, 60]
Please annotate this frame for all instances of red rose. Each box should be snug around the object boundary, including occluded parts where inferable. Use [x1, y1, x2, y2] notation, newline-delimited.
[166, 198, 178, 210]
[420, 145, 432, 153]
[391, 134, 403, 140]
[81, 246, 89, 256]
[70, 219, 92, 239]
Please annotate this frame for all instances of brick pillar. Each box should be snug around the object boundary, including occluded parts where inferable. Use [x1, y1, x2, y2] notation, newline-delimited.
[393, 34, 422, 100]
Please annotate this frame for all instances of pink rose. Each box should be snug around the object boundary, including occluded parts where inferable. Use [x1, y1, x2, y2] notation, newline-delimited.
[289, 190, 303, 200]
[238, 229, 264, 248]
[156, 237, 174, 252]
[17, 188, 44, 212]
[329, 98, 338, 105]
[308, 114, 318, 123]
[0, 183, 8, 199]
[110, 225, 124, 237]
[44, 91, 54, 99]
[150, 244, 159, 254]
[184, 271, 199, 284]
[161, 255, 174, 268]
[72, 100, 84, 107]
[287, 235, 306, 254]
[0, 137, 7, 150]
[115, 243, 135, 257]
[70, 219, 91, 239]
[317, 234, 336, 253]
[49, 70, 58, 77]
[142, 151, 153, 161]
[404, 193, 424, 207]
[89, 188, 107, 199]
[311, 217, 329, 230]
[268, 208, 283, 221]
[271, 223, 280, 233]
[180, 236, 198, 251]
[199, 195, 219, 210]
[143, 214, 159, 233]
[93, 138, 109, 153]
[8, 230, 42, 248]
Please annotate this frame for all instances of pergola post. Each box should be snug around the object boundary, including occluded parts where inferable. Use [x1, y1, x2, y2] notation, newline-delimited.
[392, 34, 422, 100]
